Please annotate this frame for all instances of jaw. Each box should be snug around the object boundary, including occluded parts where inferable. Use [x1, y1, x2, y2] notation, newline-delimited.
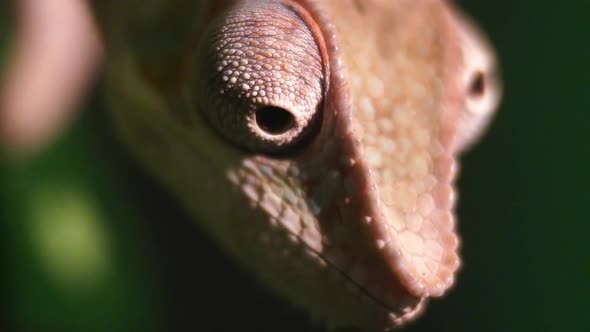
[303, 0, 465, 298]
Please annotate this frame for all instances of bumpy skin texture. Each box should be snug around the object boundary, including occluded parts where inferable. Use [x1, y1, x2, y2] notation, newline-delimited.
[92, 0, 501, 330]
[196, 1, 326, 152]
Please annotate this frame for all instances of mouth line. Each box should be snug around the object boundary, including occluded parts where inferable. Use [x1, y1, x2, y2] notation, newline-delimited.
[277, 212, 425, 325]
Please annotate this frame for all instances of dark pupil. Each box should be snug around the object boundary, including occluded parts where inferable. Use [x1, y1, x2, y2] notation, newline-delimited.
[255, 106, 294, 135]
[469, 71, 486, 97]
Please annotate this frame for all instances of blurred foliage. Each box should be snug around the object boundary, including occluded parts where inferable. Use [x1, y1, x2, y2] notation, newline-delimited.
[1, 6, 158, 330]
[0, 121, 160, 332]
[0, 1, 9, 64]
[1, 1, 589, 332]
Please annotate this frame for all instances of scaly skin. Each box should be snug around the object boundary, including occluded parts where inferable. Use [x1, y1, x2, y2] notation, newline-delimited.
[91, 0, 501, 330]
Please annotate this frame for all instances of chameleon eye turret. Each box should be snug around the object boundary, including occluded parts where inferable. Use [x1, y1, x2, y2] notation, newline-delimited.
[452, 14, 502, 152]
[193, 1, 327, 153]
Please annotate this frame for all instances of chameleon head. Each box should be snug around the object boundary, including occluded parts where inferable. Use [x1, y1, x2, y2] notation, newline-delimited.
[107, 0, 501, 330]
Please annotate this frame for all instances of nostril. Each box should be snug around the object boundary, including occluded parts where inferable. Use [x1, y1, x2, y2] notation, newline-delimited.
[468, 71, 486, 98]
[255, 106, 295, 135]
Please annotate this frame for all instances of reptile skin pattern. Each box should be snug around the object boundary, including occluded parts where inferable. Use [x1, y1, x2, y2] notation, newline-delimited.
[92, 0, 501, 329]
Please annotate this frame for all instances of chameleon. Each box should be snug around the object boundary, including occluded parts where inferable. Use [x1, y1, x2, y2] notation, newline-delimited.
[89, 0, 502, 330]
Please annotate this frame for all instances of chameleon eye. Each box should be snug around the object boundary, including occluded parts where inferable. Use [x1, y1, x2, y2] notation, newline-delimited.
[193, 1, 326, 154]
[467, 70, 486, 98]
[464, 64, 501, 122]
[454, 16, 502, 152]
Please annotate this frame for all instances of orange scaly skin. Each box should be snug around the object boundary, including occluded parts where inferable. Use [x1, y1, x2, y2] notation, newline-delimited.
[92, 0, 501, 330]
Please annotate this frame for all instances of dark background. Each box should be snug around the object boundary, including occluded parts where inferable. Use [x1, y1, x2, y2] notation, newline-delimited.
[1, 1, 589, 331]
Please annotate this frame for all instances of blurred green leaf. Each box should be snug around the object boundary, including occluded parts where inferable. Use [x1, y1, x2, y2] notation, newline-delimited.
[1, 111, 160, 332]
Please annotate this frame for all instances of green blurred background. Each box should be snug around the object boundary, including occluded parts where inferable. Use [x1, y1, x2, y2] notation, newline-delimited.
[1, 1, 589, 331]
